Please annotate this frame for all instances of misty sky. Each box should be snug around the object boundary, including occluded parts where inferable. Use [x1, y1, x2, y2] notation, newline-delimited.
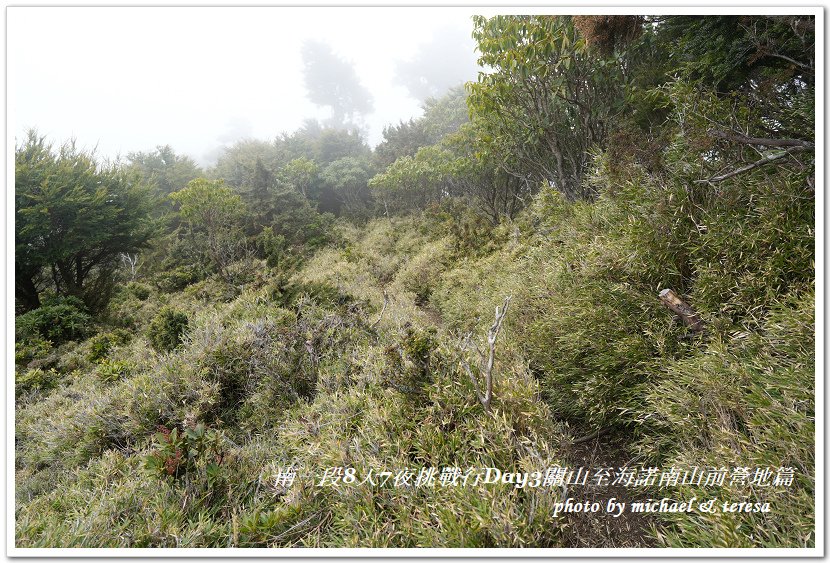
[9, 7, 485, 166]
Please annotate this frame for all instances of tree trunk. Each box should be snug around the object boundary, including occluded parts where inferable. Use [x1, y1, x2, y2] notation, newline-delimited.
[15, 271, 41, 312]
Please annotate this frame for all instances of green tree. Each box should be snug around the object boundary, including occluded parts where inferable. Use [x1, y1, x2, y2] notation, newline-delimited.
[441, 123, 529, 224]
[320, 157, 373, 218]
[374, 86, 469, 170]
[419, 85, 470, 142]
[169, 178, 246, 282]
[301, 40, 374, 127]
[273, 123, 370, 214]
[369, 145, 455, 215]
[369, 122, 528, 224]
[244, 157, 275, 230]
[127, 145, 202, 198]
[654, 16, 814, 92]
[373, 119, 432, 170]
[15, 131, 157, 312]
[278, 157, 318, 199]
[278, 121, 370, 166]
[468, 15, 626, 200]
[211, 139, 281, 190]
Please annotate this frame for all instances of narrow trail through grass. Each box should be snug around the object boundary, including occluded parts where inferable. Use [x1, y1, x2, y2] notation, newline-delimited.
[403, 258, 655, 547]
[559, 430, 656, 547]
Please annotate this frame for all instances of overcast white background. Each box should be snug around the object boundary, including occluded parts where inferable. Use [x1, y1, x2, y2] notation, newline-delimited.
[9, 6, 484, 166]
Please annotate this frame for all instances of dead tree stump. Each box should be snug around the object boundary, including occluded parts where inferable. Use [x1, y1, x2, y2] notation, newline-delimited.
[659, 288, 705, 332]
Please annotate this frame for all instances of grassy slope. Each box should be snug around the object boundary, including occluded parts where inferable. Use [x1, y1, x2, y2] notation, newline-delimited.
[15, 165, 814, 547]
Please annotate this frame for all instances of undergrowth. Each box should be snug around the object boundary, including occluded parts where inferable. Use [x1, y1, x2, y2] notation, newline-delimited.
[15, 155, 814, 548]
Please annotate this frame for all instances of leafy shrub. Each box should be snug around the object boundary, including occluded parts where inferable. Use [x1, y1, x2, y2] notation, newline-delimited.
[382, 324, 437, 400]
[256, 226, 304, 272]
[391, 240, 450, 306]
[270, 191, 335, 251]
[186, 314, 323, 429]
[87, 329, 132, 363]
[16, 351, 220, 479]
[144, 423, 224, 483]
[153, 266, 202, 293]
[266, 275, 349, 310]
[16, 367, 62, 398]
[126, 282, 151, 301]
[16, 296, 92, 344]
[96, 359, 133, 383]
[184, 276, 241, 303]
[15, 337, 52, 367]
[423, 199, 500, 257]
[147, 307, 189, 352]
[257, 227, 288, 269]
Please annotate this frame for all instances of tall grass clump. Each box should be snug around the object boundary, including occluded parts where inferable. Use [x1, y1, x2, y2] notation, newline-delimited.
[640, 290, 814, 547]
[432, 183, 692, 428]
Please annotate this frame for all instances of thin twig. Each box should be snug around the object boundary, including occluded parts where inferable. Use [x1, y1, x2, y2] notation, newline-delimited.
[369, 289, 389, 331]
[764, 52, 812, 71]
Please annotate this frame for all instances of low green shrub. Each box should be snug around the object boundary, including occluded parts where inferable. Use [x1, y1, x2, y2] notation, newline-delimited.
[423, 199, 500, 258]
[186, 313, 324, 429]
[96, 359, 133, 383]
[153, 266, 202, 293]
[638, 290, 814, 547]
[265, 275, 350, 310]
[15, 337, 52, 367]
[147, 307, 189, 352]
[144, 423, 225, 483]
[184, 276, 241, 303]
[16, 367, 62, 398]
[392, 240, 450, 306]
[687, 174, 814, 324]
[16, 296, 92, 344]
[16, 352, 220, 478]
[87, 329, 132, 363]
[126, 282, 151, 301]
[381, 324, 437, 400]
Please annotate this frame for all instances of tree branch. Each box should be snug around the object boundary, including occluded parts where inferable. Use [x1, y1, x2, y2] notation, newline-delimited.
[659, 288, 705, 332]
[695, 145, 810, 184]
[764, 52, 812, 71]
[708, 128, 813, 149]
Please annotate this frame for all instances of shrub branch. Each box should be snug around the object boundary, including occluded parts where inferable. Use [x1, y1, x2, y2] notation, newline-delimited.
[460, 296, 511, 411]
[370, 289, 389, 331]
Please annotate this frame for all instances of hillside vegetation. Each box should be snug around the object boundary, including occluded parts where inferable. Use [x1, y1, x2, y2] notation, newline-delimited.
[15, 15, 815, 548]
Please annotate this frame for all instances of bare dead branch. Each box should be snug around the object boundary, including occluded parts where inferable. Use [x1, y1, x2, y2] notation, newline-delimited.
[120, 252, 142, 281]
[369, 290, 389, 331]
[460, 296, 511, 411]
[764, 52, 812, 71]
[460, 356, 487, 407]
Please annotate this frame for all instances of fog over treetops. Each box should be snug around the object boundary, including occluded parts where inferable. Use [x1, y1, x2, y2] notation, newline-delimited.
[10, 7, 480, 166]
